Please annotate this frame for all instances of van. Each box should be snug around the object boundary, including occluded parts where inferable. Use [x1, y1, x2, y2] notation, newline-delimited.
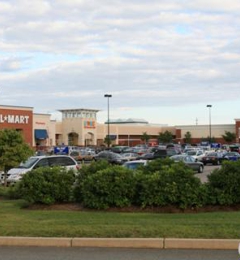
[6, 155, 79, 185]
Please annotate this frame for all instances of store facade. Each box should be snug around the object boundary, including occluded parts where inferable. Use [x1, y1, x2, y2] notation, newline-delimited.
[0, 105, 55, 149]
[1, 105, 239, 149]
[0, 105, 33, 146]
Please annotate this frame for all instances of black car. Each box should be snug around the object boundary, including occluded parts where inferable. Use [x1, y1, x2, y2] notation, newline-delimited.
[93, 151, 125, 165]
[170, 155, 204, 173]
[136, 153, 154, 160]
[151, 148, 180, 160]
[201, 152, 223, 165]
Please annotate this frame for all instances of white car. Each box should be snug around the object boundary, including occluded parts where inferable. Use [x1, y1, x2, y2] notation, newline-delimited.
[0, 171, 4, 185]
[6, 155, 79, 185]
[121, 152, 139, 162]
[185, 150, 205, 161]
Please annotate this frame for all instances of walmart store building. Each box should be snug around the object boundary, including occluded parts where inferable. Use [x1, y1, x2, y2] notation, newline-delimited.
[1, 105, 240, 149]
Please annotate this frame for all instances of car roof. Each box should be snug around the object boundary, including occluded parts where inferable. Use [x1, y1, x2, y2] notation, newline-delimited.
[31, 155, 73, 159]
[124, 160, 147, 164]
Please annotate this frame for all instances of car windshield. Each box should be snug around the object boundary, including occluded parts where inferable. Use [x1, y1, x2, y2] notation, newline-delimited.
[187, 150, 198, 156]
[167, 149, 178, 156]
[207, 153, 218, 156]
[19, 157, 39, 169]
[226, 152, 237, 156]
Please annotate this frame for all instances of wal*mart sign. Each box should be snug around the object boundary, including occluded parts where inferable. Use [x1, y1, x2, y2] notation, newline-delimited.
[0, 114, 30, 124]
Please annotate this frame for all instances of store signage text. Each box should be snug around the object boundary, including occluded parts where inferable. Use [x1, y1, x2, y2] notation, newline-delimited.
[84, 120, 96, 128]
[0, 114, 30, 124]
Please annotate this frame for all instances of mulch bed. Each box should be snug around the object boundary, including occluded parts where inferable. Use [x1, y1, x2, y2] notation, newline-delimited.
[25, 203, 240, 213]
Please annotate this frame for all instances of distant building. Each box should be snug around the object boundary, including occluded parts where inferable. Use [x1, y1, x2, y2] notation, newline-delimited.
[1, 105, 239, 149]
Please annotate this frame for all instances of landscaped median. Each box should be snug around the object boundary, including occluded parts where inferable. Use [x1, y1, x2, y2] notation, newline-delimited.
[0, 237, 239, 250]
[1, 159, 240, 250]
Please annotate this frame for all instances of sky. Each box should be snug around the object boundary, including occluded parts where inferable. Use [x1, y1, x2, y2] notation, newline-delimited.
[0, 0, 240, 126]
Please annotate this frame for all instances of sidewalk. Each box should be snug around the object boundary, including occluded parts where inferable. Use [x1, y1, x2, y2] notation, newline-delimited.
[0, 237, 239, 250]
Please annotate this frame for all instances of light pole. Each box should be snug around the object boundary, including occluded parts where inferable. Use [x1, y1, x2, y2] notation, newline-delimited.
[206, 104, 212, 144]
[104, 94, 112, 148]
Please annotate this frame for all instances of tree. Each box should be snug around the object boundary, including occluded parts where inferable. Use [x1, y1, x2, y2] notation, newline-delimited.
[222, 131, 236, 144]
[184, 131, 192, 144]
[141, 132, 150, 144]
[158, 131, 173, 144]
[104, 135, 112, 147]
[0, 129, 34, 185]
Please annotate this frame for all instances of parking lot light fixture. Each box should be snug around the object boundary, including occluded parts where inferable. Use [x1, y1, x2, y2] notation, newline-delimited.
[104, 94, 112, 148]
[206, 104, 212, 145]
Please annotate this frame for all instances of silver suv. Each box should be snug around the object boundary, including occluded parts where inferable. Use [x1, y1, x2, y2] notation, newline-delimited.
[6, 155, 79, 185]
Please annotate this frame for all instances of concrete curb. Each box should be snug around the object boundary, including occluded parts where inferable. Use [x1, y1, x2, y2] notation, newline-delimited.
[165, 238, 240, 250]
[72, 238, 163, 248]
[0, 237, 72, 247]
[0, 237, 239, 249]
[0, 237, 240, 250]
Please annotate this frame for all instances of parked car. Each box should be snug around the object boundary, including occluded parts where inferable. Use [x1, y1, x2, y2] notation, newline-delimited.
[121, 152, 139, 162]
[222, 152, 240, 161]
[229, 145, 240, 153]
[0, 171, 4, 185]
[70, 150, 95, 162]
[151, 148, 180, 160]
[123, 160, 148, 170]
[132, 147, 148, 155]
[93, 151, 125, 165]
[201, 152, 223, 165]
[185, 149, 205, 161]
[170, 155, 204, 173]
[136, 153, 154, 160]
[111, 146, 129, 153]
[6, 155, 79, 185]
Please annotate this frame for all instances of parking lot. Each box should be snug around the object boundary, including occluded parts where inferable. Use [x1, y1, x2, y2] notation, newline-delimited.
[196, 165, 221, 183]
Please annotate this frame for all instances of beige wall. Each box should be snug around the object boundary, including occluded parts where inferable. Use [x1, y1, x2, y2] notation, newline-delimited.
[60, 117, 98, 146]
[177, 124, 235, 139]
[96, 123, 176, 145]
[33, 114, 56, 147]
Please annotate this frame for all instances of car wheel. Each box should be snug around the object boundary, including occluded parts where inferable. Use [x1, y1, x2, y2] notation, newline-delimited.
[198, 165, 203, 173]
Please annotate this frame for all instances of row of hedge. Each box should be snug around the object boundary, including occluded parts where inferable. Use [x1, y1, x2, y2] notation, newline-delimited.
[11, 158, 240, 209]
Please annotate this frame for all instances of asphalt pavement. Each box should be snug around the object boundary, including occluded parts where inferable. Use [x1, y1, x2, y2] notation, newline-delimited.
[0, 247, 238, 260]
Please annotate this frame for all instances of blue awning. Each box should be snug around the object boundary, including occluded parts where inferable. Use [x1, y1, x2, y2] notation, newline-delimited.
[35, 129, 48, 140]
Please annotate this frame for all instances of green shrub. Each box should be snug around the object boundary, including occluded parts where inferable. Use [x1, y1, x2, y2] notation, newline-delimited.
[74, 164, 136, 209]
[73, 160, 110, 202]
[206, 160, 240, 205]
[0, 185, 21, 199]
[140, 158, 175, 175]
[134, 159, 204, 209]
[17, 167, 76, 205]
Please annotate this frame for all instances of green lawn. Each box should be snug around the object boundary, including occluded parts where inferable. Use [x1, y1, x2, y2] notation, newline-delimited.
[0, 199, 240, 239]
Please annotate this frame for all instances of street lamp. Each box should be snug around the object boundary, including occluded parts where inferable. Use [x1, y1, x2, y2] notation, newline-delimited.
[104, 94, 112, 148]
[206, 104, 212, 144]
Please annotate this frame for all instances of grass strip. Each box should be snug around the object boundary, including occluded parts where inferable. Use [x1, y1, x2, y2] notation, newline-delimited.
[0, 200, 240, 238]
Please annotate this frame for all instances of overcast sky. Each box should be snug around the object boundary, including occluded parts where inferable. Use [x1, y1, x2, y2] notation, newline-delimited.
[0, 0, 240, 126]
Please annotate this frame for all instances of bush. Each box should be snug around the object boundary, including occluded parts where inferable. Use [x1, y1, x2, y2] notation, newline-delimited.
[134, 159, 204, 209]
[73, 160, 110, 202]
[206, 160, 240, 205]
[74, 163, 136, 209]
[0, 185, 21, 199]
[17, 167, 76, 205]
[140, 158, 176, 175]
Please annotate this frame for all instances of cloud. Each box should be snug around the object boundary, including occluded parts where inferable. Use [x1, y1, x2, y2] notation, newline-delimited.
[0, 0, 240, 125]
